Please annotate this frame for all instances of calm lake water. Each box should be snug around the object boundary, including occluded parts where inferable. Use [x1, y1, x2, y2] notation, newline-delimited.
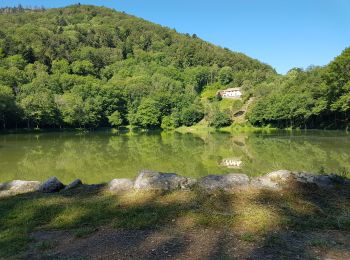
[0, 130, 350, 183]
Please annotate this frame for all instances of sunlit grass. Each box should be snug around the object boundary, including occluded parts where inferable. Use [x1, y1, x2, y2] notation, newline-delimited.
[218, 99, 243, 112]
[0, 184, 349, 257]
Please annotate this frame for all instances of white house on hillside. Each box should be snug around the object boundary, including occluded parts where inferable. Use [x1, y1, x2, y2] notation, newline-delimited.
[218, 88, 242, 99]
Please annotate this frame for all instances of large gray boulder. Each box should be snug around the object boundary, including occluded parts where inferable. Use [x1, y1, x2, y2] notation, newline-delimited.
[108, 179, 134, 193]
[0, 180, 40, 197]
[266, 170, 293, 181]
[39, 177, 65, 193]
[134, 170, 195, 191]
[251, 170, 349, 189]
[63, 179, 83, 191]
[329, 174, 350, 185]
[251, 170, 293, 190]
[294, 172, 343, 188]
[198, 173, 249, 192]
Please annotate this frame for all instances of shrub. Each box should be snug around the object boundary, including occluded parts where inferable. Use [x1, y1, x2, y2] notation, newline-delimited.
[181, 105, 204, 126]
[108, 111, 123, 128]
[208, 109, 232, 128]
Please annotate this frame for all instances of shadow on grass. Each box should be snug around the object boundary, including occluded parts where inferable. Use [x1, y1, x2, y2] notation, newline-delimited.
[208, 182, 350, 259]
[0, 182, 349, 259]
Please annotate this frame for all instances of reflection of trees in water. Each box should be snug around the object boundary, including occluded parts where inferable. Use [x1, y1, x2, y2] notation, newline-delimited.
[108, 133, 209, 177]
[57, 136, 111, 180]
[2, 132, 350, 183]
[6, 133, 230, 182]
[188, 133, 251, 174]
[17, 134, 112, 182]
[15, 136, 63, 180]
[244, 135, 350, 176]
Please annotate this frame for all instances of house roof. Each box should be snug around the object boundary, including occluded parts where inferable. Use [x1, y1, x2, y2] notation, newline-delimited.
[221, 88, 241, 91]
[216, 87, 242, 96]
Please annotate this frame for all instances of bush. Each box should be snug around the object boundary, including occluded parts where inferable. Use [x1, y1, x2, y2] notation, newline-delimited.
[161, 115, 175, 131]
[133, 98, 162, 129]
[208, 109, 232, 128]
[108, 111, 123, 128]
[181, 105, 204, 126]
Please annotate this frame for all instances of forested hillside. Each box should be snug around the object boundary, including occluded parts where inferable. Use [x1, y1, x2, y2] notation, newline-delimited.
[248, 48, 350, 129]
[0, 4, 274, 130]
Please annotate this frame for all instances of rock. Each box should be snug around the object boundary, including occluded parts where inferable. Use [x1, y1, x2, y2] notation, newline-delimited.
[86, 184, 106, 190]
[63, 179, 83, 191]
[198, 173, 249, 191]
[294, 172, 316, 184]
[251, 170, 293, 190]
[252, 170, 346, 189]
[1, 169, 347, 197]
[108, 179, 134, 193]
[251, 177, 280, 190]
[0, 180, 40, 197]
[134, 170, 192, 191]
[294, 172, 335, 188]
[180, 178, 197, 189]
[329, 174, 350, 185]
[266, 170, 293, 181]
[313, 175, 333, 187]
[10, 180, 40, 192]
[344, 179, 350, 185]
[40, 177, 65, 193]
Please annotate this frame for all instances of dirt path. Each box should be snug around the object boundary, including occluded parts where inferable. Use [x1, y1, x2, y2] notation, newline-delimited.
[28, 227, 350, 259]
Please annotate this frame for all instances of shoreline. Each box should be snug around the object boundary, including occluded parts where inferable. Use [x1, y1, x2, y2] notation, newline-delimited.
[1, 125, 350, 136]
[1, 170, 349, 197]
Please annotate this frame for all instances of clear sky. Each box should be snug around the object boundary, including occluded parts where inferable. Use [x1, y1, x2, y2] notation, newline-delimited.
[1, 0, 349, 74]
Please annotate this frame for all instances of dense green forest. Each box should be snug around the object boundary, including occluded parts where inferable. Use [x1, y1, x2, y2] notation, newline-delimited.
[1, 5, 349, 131]
[248, 48, 350, 129]
[0, 4, 274, 130]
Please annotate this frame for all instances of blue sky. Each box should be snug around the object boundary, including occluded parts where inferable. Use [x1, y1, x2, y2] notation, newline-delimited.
[1, 0, 349, 74]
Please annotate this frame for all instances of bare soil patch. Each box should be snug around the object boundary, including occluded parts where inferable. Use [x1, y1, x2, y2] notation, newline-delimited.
[28, 227, 350, 259]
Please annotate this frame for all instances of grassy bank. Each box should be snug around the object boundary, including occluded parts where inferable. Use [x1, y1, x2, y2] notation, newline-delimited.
[1, 183, 349, 258]
[175, 121, 278, 135]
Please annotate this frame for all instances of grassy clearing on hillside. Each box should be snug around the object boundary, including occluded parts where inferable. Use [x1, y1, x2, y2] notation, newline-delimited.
[218, 99, 243, 112]
[175, 119, 215, 134]
[0, 183, 349, 258]
[200, 84, 223, 99]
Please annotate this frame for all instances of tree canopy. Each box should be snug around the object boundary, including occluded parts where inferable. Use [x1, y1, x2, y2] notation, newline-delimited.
[247, 48, 350, 129]
[3, 5, 349, 130]
[0, 4, 274, 130]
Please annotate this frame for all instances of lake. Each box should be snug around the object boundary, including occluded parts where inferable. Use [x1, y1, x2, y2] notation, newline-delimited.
[0, 130, 349, 183]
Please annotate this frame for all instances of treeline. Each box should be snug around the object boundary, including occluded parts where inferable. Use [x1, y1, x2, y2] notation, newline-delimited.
[247, 48, 350, 129]
[0, 5, 45, 14]
[0, 4, 274, 130]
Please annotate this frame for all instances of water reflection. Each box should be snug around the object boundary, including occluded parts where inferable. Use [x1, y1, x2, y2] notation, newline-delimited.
[0, 131, 349, 183]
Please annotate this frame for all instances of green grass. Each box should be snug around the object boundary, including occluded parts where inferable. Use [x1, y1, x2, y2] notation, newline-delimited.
[240, 232, 257, 242]
[308, 239, 330, 249]
[0, 184, 349, 258]
[218, 99, 243, 112]
[201, 88, 219, 99]
[175, 120, 275, 135]
[200, 83, 223, 99]
[175, 120, 215, 134]
[338, 167, 350, 179]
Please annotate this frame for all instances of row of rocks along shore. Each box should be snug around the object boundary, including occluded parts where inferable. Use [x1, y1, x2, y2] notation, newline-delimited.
[1, 170, 349, 197]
